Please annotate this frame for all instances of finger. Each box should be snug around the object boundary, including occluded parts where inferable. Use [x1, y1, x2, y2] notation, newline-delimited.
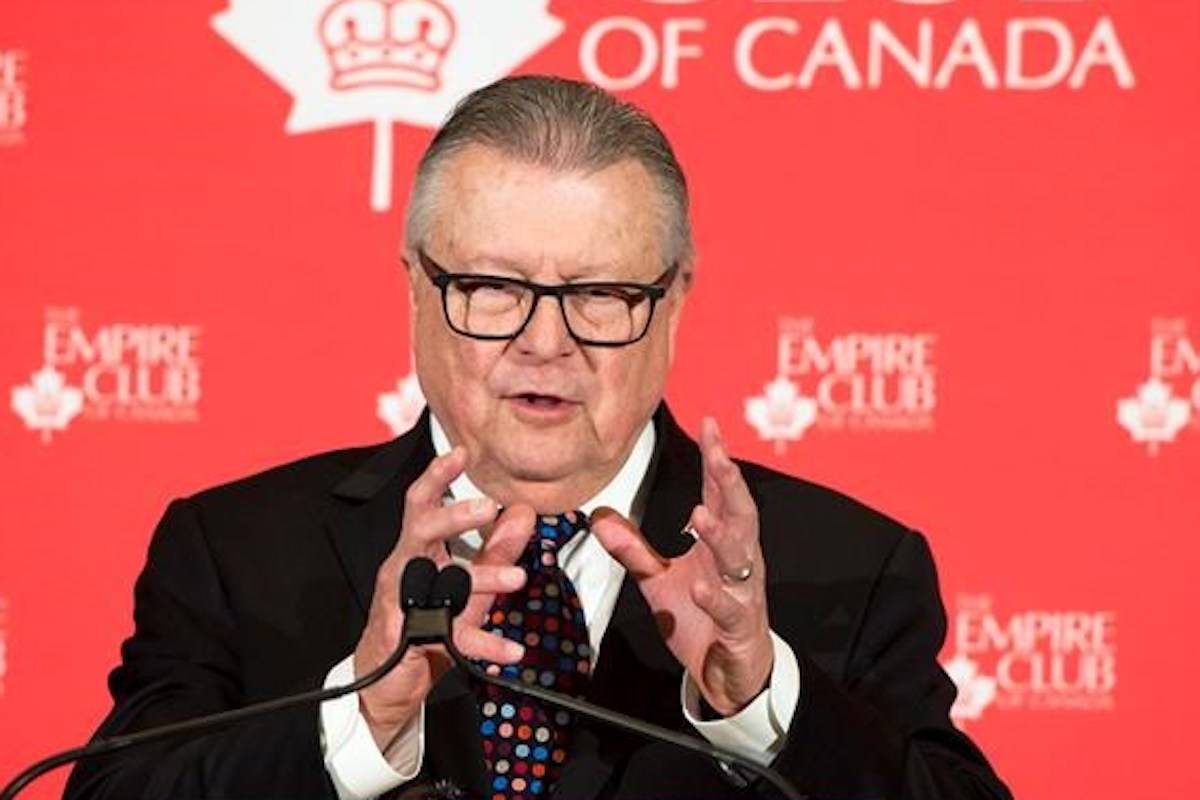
[698, 418, 725, 517]
[691, 579, 748, 635]
[460, 507, 537, 623]
[405, 496, 500, 549]
[454, 623, 525, 664]
[702, 420, 757, 520]
[475, 504, 537, 567]
[465, 562, 527, 595]
[590, 507, 669, 580]
[403, 446, 469, 513]
[702, 469, 723, 518]
[699, 416, 720, 453]
[405, 494, 499, 556]
[689, 504, 757, 584]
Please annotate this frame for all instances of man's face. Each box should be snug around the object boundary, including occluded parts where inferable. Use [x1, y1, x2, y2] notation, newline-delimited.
[408, 144, 687, 506]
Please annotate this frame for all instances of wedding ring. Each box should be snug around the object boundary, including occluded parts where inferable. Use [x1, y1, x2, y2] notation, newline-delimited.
[721, 563, 754, 584]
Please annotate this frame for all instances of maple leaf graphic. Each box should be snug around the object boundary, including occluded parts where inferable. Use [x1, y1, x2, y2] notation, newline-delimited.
[1116, 376, 1192, 455]
[10, 364, 85, 443]
[745, 375, 818, 454]
[212, 0, 564, 211]
[943, 653, 998, 723]
[378, 371, 426, 435]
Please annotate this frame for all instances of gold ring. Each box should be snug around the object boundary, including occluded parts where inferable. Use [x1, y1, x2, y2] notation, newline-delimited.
[721, 563, 753, 584]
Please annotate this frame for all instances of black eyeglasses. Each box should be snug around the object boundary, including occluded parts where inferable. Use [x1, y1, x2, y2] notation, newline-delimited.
[413, 249, 679, 347]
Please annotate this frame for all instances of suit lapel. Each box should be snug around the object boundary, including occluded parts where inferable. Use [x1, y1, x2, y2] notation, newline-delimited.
[553, 404, 704, 800]
[326, 410, 435, 614]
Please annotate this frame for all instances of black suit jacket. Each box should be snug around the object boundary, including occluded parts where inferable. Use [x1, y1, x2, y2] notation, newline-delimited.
[65, 405, 1012, 800]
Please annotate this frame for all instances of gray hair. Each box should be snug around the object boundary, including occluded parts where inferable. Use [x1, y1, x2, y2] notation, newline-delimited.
[404, 74, 694, 270]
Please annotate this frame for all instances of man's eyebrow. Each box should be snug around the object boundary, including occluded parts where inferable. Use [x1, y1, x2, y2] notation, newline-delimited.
[563, 264, 667, 285]
[455, 254, 630, 281]
[452, 254, 527, 276]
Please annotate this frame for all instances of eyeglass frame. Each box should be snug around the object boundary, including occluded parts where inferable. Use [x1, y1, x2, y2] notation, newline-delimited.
[411, 248, 681, 348]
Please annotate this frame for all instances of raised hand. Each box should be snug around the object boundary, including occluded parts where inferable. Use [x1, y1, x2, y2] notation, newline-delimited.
[353, 447, 537, 750]
[591, 418, 773, 716]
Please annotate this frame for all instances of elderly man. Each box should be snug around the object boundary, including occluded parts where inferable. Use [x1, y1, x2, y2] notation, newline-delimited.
[66, 76, 1010, 800]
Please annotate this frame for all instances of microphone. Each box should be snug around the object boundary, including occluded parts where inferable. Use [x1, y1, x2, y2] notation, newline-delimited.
[429, 562, 470, 616]
[433, 564, 806, 800]
[402, 555, 439, 609]
[0, 557, 448, 800]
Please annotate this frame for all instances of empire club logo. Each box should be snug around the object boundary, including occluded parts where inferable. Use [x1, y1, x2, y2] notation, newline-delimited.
[10, 307, 203, 442]
[0, 49, 28, 146]
[211, 0, 565, 212]
[377, 369, 426, 435]
[744, 317, 937, 452]
[942, 594, 1117, 722]
[1117, 318, 1198, 454]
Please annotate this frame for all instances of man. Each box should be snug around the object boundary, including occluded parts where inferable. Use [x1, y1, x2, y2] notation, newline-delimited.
[66, 76, 1011, 800]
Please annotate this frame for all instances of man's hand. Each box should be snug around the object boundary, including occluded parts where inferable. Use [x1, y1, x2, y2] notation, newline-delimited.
[353, 447, 537, 752]
[591, 418, 773, 717]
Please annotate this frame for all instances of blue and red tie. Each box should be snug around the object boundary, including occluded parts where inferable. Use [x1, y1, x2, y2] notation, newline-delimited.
[476, 511, 592, 800]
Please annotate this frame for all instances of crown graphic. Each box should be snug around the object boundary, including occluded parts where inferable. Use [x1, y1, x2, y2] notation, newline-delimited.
[318, 0, 456, 92]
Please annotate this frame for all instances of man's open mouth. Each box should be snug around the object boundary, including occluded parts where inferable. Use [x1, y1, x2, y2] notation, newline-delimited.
[515, 392, 567, 406]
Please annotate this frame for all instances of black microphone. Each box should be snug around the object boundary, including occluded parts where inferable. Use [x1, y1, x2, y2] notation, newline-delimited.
[0, 557, 448, 800]
[433, 564, 807, 800]
[402, 555, 440, 609]
[429, 562, 471, 616]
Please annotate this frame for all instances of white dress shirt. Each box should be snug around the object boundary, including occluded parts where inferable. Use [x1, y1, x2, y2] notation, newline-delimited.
[319, 414, 800, 799]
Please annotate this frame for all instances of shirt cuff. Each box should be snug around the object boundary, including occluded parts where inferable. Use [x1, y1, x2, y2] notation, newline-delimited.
[320, 654, 424, 799]
[680, 630, 800, 765]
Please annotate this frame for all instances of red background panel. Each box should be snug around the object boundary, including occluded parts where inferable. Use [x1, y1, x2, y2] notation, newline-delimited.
[2, 1, 1197, 797]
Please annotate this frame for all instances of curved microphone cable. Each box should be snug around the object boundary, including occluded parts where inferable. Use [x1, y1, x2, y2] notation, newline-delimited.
[0, 557, 445, 800]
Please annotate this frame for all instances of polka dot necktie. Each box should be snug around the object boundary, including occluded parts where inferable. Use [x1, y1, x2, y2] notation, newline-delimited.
[476, 511, 592, 800]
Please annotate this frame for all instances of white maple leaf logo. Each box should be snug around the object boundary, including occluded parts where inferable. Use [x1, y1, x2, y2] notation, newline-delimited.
[744, 375, 818, 453]
[211, 0, 564, 212]
[378, 371, 427, 435]
[944, 653, 998, 722]
[10, 365, 85, 443]
[1116, 376, 1192, 455]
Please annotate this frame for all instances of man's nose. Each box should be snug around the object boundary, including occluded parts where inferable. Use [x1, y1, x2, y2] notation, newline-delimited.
[513, 294, 576, 358]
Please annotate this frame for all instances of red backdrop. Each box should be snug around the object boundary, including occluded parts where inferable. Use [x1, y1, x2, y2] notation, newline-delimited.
[2, 1, 1198, 797]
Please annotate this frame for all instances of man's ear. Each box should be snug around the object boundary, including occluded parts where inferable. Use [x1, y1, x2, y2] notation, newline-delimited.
[665, 266, 692, 364]
[400, 248, 420, 350]
[401, 247, 418, 310]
